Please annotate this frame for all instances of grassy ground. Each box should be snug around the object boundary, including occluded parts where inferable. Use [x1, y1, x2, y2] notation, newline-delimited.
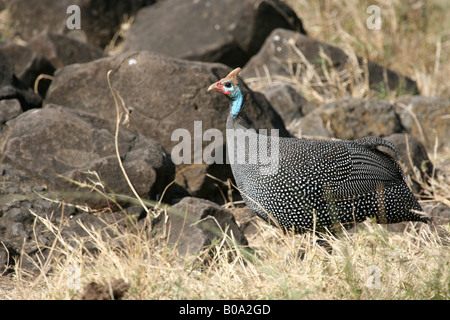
[1, 1, 449, 300]
[1, 145, 448, 300]
[1, 208, 448, 300]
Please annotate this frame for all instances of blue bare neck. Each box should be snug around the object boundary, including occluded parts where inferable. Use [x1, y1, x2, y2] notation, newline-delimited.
[230, 90, 244, 119]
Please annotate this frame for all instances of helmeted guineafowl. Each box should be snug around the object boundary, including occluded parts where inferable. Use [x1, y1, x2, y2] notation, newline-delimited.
[208, 68, 430, 234]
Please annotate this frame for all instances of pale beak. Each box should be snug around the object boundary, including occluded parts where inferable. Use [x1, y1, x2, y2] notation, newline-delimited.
[207, 82, 221, 92]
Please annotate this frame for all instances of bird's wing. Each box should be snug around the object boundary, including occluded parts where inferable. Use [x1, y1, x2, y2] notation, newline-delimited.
[327, 139, 406, 200]
[353, 136, 400, 157]
[281, 138, 406, 201]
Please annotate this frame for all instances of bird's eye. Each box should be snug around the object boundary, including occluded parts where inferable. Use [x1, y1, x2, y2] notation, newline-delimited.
[224, 82, 232, 88]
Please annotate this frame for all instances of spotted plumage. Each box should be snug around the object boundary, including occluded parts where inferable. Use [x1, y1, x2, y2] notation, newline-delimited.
[208, 68, 430, 233]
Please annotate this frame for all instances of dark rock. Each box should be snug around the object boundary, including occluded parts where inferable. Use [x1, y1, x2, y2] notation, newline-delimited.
[241, 29, 418, 97]
[263, 84, 309, 122]
[125, 206, 147, 220]
[45, 52, 289, 151]
[7, 0, 156, 48]
[0, 198, 78, 272]
[231, 206, 259, 238]
[28, 31, 105, 69]
[8, 222, 28, 239]
[62, 212, 130, 254]
[163, 183, 191, 204]
[122, 0, 305, 68]
[175, 165, 217, 198]
[81, 278, 130, 300]
[5, 206, 30, 223]
[394, 95, 450, 150]
[383, 133, 434, 195]
[0, 104, 175, 208]
[174, 160, 240, 205]
[65, 213, 120, 239]
[156, 197, 247, 256]
[0, 99, 21, 124]
[312, 97, 403, 140]
[0, 40, 55, 96]
[290, 112, 333, 138]
[0, 240, 19, 274]
[0, 195, 143, 272]
[0, 51, 42, 111]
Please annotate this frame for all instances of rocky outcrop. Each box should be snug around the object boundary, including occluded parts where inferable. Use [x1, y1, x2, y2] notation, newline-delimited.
[312, 97, 403, 140]
[6, 0, 156, 47]
[241, 29, 418, 97]
[45, 51, 289, 152]
[121, 0, 306, 67]
[0, 104, 174, 205]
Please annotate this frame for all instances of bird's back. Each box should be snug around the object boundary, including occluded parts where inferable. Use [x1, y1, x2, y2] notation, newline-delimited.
[226, 116, 428, 233]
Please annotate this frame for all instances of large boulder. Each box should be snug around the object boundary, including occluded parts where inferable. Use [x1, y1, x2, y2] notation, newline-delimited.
[263, 84, 309, 122]
[241, 29, 418, 98]
[45, 52, 289, 151]
[121, 0, 306, 68]
[0, 104, 175, 206]
[0, 103, 174, 271]
[156, 197, 248, 256]
[6, 0, 156, 47]
[290, 112, 333, 138]
[290, 97, 403, 140]
[45, 52, 289, 201]
[0, 198, 136, 272]
[0, 240, 19, 274]
[311, 97, 403, 140]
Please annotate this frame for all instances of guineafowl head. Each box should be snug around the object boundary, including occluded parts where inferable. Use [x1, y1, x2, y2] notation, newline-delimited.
[208, 67, 244, 118]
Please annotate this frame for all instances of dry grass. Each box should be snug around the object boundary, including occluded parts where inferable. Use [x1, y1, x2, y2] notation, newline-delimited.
[1, 205, 448, 300]
[284, 0, 450, 98]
